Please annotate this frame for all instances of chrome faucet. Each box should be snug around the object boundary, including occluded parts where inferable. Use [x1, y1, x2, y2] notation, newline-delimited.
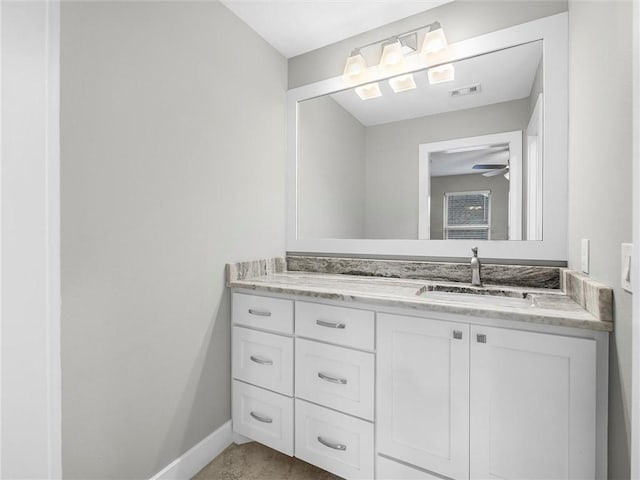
[471, 247, 482, 286]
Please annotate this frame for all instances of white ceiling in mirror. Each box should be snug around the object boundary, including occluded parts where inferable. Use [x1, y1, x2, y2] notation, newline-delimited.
[430, 146, 510, 177]
[329, 40, 543, 126]
[220, 0, 453, 58]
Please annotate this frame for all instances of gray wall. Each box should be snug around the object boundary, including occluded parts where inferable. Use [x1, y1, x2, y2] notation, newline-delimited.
[298, 96, 366, 238]
[365, 98, 530, 239]
[289, 0, 567, 88]
[430, 174, 509, 240]
[60, 2, 286, 478]
[567, 1, 633, 478]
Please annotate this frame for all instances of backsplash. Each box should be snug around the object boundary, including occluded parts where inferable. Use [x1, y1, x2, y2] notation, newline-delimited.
[226, 257, 285, 285]
[562, 270, 613, 322]
[286, 255, 561, 289]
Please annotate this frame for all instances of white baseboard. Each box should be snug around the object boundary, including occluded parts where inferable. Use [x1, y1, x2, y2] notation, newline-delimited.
[232, 432, 252, 445]
[150, 420, 233, 480]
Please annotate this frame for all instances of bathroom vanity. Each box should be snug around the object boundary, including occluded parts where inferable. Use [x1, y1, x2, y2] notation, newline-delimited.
[227, 257, 611, 480]
[233, 10, 610, 479]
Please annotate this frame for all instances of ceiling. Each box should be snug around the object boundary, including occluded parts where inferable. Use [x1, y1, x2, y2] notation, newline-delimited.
[220, 0, 453, 58]
[329, 40, 543, 126]
[430, 147, 510, 177]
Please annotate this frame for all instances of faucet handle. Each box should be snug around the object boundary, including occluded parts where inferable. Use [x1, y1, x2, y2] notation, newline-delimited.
[472, 247, 478, 256]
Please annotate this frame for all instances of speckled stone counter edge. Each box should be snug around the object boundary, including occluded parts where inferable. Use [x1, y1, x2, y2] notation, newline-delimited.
[562, 270, 613, 322]
[286, 255, 561, 289]
[226, 257, 285, 285]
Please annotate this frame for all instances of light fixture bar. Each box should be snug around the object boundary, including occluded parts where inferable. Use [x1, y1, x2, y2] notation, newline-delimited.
[348, 21, 443, 56]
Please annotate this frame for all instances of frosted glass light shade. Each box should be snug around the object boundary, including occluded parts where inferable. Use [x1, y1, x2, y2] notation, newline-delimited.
[428, 64, 455, 84]
[355, 82, 382, 100]
[421, 25, 449, 65]
[342, 51, 368, 85]
[389, 74, 416, 93]
[379, 40, 405, 74]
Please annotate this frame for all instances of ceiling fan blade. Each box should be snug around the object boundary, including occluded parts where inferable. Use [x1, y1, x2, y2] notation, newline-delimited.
[482, 167, 509, 177]
[472, 163, 508, 170]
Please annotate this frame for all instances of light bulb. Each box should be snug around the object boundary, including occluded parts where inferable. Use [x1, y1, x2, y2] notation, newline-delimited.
[421, 24, 450, 65]
[342, 50, 368, 85]
[379, 40, 405, 74]
[355, 82, 382, 100]
[389, 74, 416, 93]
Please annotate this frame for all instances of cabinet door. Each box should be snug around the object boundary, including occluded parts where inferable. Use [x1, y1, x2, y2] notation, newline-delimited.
[377, 313, 470, 480]
[470, 326, 596, 480]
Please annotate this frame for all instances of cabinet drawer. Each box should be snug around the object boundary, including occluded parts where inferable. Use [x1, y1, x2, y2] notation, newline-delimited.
[232, 326, 293, 395]
[232, 381, 293, 456]
[295, 301, 374, 350]
[377, 455, 446, 479]
[295, 338, 374, 420]
[233, 293, 293, 334]
[295, 399, 374, 480]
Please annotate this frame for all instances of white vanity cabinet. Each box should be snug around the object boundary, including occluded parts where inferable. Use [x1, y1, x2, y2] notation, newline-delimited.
[293, 301, 376, 479]
[469, 325, 596, 480]
[231, 292, 376, 479]
[377, 314, 600, 480]
[377, 314, 470, 480]
[231, 290, 607, 480]
[231, 293, 295, 455]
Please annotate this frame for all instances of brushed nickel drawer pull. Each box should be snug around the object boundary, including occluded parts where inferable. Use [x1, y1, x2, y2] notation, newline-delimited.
[250, 411, 273, 423]
[250, 355, 273, 365]
[318, 372, 347, 385]
[317, 436, 347, 451]
[477, 334, 487, 343]
[316, 319, 346, 329]
[453, 330, 463, 340]
[248, 308, 271, 317]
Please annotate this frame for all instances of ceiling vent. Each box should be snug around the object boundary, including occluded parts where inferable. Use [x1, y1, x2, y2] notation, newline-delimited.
[449, 83, 481, 97]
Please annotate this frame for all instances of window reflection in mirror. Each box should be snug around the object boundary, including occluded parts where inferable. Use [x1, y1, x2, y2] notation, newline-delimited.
[297, 40, 543, 241]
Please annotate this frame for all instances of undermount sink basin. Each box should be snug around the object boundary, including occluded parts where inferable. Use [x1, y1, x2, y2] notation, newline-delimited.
[416, 285, 535, 308]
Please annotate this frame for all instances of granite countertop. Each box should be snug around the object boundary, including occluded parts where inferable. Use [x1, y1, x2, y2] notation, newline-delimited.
[226, 258, 613, 333]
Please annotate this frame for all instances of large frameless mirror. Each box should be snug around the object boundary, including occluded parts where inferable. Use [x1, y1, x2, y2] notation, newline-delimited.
[298, 41, 543, 242]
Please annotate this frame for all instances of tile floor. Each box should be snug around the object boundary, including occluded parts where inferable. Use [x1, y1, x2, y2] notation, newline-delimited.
[193, 441, 343, 480]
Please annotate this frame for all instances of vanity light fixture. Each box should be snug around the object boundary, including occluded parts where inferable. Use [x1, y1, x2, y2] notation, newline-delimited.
[428, 63, 455, 84]
[342, 49, 369, 85]
[355, 82, 382, 100]
[389, 74, 417, 93]
[342, 21, 449, 99]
